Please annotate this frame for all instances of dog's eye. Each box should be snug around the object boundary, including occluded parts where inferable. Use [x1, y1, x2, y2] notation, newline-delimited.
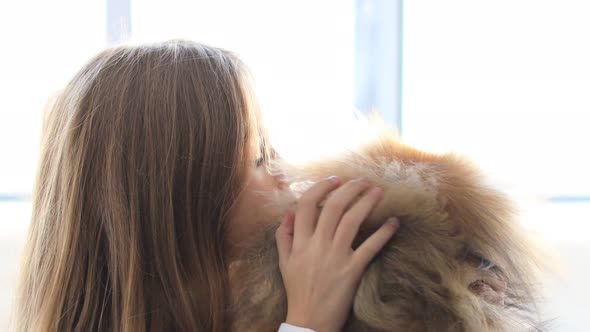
[463, 250, 496, 271]
[255, 156, 265, 168]
[477, 258, 495, 271]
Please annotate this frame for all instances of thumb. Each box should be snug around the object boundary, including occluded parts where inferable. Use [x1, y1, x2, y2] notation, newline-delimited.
[275, 211, 294, 270]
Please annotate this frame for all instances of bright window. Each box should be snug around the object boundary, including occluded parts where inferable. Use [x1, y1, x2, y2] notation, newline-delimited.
[403, 2, 590, 330]
[132, 0, 356, 162]
[0, 0, 107, 327]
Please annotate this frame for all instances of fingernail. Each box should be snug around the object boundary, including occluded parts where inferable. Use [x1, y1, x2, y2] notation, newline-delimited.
[359, 177, 370, 183]
[327, 175, 340, 183]
[386, 217, 399, 229]
[369, 186, 384, 197]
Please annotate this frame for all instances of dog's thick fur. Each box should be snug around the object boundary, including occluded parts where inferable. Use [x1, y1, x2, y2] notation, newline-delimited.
[228, 131, 543, 332]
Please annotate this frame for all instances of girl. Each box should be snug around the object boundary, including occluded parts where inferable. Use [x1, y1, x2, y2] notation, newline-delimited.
[15, 40, 399, 332]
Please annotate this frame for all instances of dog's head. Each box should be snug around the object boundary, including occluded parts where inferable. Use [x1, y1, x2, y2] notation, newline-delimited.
[229, 133, 544, 332]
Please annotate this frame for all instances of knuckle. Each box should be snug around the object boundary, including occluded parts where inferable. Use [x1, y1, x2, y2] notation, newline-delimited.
[340, 180, 371, 197]
[365, 190, 382, 203]
[361, 251, 376, 262]
[337, 215, 352, 228]
[338, 217, 358, 236]
[351, 178, 371, 188]
[298, 194, 317, 209]
[345, 259, 363, 276]
[356, 193, 373, 205]
[324, 199, 345, 212]
[366, 244, 378, 254]
[343, 204, 367, 221]
[315, 177, 337, 190]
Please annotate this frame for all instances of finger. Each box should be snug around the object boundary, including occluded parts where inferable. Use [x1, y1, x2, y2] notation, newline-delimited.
[276, 212, 295, 272]
[333, 186, 384, 249]
[314, 178, 371, 242]
[351, 217, 399, 271]
[293, 176, 341, 250]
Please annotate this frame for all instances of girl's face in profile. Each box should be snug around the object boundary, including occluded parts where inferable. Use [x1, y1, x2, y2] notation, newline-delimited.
[226, 135, 291, 261]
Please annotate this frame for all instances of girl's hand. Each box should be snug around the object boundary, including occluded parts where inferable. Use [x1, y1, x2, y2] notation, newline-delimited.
[275, 177, 400, 332]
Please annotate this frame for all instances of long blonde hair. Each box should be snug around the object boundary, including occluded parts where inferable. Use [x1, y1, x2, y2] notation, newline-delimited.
[16, 40, 272, 331]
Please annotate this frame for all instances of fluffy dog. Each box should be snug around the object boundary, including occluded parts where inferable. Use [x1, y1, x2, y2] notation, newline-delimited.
[228, 129, 544, 332]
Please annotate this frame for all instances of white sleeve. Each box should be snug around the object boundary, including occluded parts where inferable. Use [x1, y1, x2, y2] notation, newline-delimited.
[278, 322, 317, 332]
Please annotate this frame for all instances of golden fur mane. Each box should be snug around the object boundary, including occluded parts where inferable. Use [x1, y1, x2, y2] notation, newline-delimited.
[229, 132, 544, 332]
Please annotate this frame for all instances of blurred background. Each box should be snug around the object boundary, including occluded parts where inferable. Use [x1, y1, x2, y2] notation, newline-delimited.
[0, 0, 588, 330]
